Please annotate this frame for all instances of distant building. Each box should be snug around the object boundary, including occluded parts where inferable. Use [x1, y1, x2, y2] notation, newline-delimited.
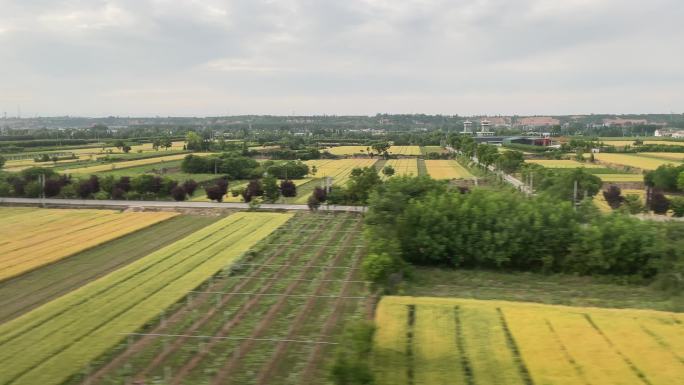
[484, 116, 511, 128]
[654, 128, 684, 138]
[515, 116, 560, 129]
[602, 118, 648, 127]
[503, 136, 552, 146]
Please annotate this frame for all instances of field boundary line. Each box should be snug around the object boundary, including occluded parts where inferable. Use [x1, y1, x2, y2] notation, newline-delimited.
[120, 333, 339, 345]
[234, 263, 360, 269]
[544, 319, 590, 385]
[496, 308, 535, 385]
[406, 304, 416, 385]
[188, 291, 367, 299]
[583, 314, 653, 385]
[454, 306, 475, 385]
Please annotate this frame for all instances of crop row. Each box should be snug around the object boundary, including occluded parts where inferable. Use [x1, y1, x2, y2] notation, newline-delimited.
[0, 208, 177, 281]
[373, 297, 684, 385]
[383, 159, 418, 177]
[0, 212, 292, 385]
[424, 160, 473, 180]
[82, 212, 367, 385]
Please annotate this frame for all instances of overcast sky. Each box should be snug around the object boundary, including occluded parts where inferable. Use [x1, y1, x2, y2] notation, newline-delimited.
[0, 0, 682, 117]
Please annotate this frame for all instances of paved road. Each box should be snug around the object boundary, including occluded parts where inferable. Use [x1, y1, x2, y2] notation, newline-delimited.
[0, 197, 367, 213]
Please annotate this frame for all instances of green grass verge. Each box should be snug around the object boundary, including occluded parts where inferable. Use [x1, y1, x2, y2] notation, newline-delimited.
[0, 215, 221, 324]
[403, 267, 682, 312]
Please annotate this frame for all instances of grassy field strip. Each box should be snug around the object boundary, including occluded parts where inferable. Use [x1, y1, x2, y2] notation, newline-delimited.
[594, 153, 680, 170]
[590, 313, 684, 384]
[459, 304, 526, 384]
[424, 160, 474, 179]
[525, 159, 602, 168]
[503, 307, 590, 385]
[597, 174, 644, 182]
[0, 209, 177, 281]
[602, 140, 684, 147]
[0, 211, 146, 251]
[0, 215, 221, 324]
[0, 208, 113, 238]
[4, 157, 84, 171]
[638, 152, 684, 161]
[0, 212, 292, 385]
[414, 305, 466, 385]
[374, 297, 684, 385]
[64, 153, 209, 174]
[0, 212, 176, 268]
[383, 159, 418, 177]
[0, 216, 153, 270]
[324, 146, 370, 156]
[323, 146, 421, 156]
[549, 311, 641, 383]
[373, 302, 409, 384]
[421, 146, 446, 155]
[388, 146, 422, 156]
[304, 159, 377, 186]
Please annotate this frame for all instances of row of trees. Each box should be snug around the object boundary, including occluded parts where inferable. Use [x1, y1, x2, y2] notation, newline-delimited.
[0, 167, 199, 201]
[181, 153, 310, 181]
[603, 185, 684, 216]
[362, 176, 684, 292]
[203, 176, 298, 203]
[449, 135, 526, 173]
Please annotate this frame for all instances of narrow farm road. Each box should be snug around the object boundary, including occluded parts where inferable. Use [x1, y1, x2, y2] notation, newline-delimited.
[0, 197, 367, 212]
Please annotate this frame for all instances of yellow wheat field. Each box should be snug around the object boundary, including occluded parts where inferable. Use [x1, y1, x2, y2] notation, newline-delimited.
[374, 296, 684, 385]
[602, 140, 684, 147]
[525, 159, 602, 168]
[638, 152, 684, 161]
[0, 208, 177, 281]
[594, 153, 680, 170]
[324, 146, 371, 155]
[425, 160, 474, 179]
[64, 153, 210, 174]
[597, 174, 644, 182]
[324, 145, 421, 156]
[383, 159, 418, 177]
[304, 159, 377, 185]
[388, 146, 422, 156]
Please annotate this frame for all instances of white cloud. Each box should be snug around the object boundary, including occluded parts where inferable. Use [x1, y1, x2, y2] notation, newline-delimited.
[0, 0, 682, 116]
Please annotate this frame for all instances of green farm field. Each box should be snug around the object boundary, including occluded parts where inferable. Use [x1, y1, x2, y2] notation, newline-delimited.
[0, 214, 220, 324]
[0, 212, 291, 385]
[72, 212, 368, 385]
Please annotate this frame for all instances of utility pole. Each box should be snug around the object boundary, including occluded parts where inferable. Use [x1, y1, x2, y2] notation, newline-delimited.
[573, 180, 578, 210]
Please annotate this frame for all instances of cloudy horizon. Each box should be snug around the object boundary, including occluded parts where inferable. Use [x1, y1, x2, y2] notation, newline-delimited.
[1, 0, 683, 117]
